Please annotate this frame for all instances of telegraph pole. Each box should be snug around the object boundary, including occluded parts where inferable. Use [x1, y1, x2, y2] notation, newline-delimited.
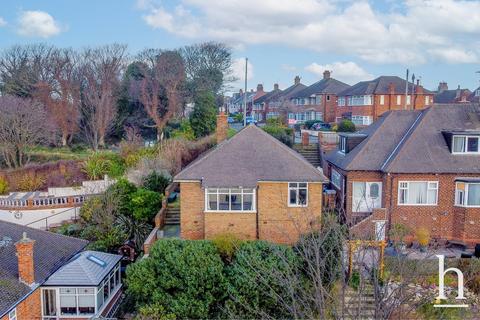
[404, 69, 409, 110]
[243, 57, 248, 127]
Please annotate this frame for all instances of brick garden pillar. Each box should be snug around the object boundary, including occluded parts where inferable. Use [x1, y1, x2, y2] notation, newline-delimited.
[302, 132, 309, 146]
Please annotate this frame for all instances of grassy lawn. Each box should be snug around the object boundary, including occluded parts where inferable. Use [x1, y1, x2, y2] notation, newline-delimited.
[26, 146, 117, 163]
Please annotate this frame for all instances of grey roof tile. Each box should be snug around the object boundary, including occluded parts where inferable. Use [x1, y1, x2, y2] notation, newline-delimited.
[174, 125, 327, 187]
[337, 76, 433, 96]
[291, 78, 350, 98]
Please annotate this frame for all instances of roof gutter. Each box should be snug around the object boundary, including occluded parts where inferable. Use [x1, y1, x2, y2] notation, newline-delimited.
[380, 111, 424, 172]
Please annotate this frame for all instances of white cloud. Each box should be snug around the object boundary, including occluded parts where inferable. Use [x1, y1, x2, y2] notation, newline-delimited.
[0, 17, 6, 27]
[138, 0, 480, 65]
[281, 64, 298, 72]
[306, 62, 373, 84]
[17, 10, 62, 38]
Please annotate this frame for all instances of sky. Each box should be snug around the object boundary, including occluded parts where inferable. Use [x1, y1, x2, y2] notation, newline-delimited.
[1, 0, 480, 94]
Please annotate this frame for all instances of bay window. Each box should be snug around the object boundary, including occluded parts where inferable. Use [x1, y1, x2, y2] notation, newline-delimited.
[456, 182, 480, 207]
[398, 181, 438, 205]
[288, 182, 308, 207]
[206, 188, 255, 212]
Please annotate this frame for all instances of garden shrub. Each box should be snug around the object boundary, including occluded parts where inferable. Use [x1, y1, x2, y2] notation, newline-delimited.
[262, 124, 294, 146]
[129, 188, 162, 222]
[211, 233, 243, 263]
[224, 241, 299, 319]
[107, 179, 137, 216]
[142, 171, 171, 194]
[170, 120, 195, 141]
[415, 227, 430, 247]
[337, 119, 356, 132]
[83, 152, 126, 180]
[17, 174, 45, 191]
[126, 239, 228, 319]
[136, 302, 176, 320]
[0, 177, 8, 194]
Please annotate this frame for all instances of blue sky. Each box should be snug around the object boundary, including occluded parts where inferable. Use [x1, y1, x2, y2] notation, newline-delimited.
[1, 0, 480, 94]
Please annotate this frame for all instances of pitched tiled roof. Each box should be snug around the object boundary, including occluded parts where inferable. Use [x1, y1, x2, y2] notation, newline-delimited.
[277, 83, 307, 100]
[337, 76, 433, 96]
[325, 104, 480, 173]
[174, 125, 328, 187]
[0, 221, 87, 318]
[44, 251, 122, 286]
[434, 89, 472, 103]
[292, 78, 350, 98]
[254, 88, 283, 104]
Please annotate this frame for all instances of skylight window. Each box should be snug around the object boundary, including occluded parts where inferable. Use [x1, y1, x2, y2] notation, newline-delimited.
[87, 255, 107, 267]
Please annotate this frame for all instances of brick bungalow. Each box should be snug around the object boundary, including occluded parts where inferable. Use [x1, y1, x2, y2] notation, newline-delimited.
[0, 221, 122, 320]
[323, 104, 480, 245]
[174, 114, 328, 244]
[335, 76, 434, 126]
[288, 70, 350, 124]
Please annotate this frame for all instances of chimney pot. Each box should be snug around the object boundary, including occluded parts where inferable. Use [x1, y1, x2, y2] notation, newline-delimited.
[274, 83, 279, 90]
[294, 76, 301, 85]
[438, 82, 448, 92]
[15, 233, 35, 286]
[323, 70, 331, 79]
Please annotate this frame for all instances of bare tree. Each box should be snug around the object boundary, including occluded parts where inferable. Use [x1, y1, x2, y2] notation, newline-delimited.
[0, 44, 54, 97]
[0, 95, 53, 168]
[34, 48, 81, 146]
[80, 44, 127, 149]
[136, 50, 185, 141]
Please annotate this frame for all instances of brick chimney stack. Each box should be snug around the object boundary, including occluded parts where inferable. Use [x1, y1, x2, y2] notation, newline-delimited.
[323, 70, 331, 79]
[388, 83, 395, 95]
[438, 82, 448, 92]
[15, 232, 35, 286]
[216, 109, 228, 144]
[294, 76, 301, 85]
[274, 83, 279, 90]
[456, 85, 461, 99]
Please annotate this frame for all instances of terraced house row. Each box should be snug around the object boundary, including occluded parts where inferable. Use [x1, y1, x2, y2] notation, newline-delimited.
[226, 70, 480, 127]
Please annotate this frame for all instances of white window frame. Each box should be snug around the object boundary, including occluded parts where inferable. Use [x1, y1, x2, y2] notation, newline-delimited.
[288, 182, 308, 207]
[8, 308, 16, 320]
[398, 181, 438, 206]
[351, 115, 372, 126]
[455, 182, 480, 208]
[379, 95, 385, 105]
[352, 181, 382, 213]
[205, 188, 256, 212]
[331, 169, 343, 189]
[406, 95, 411, 105]
[396, 95, 401, 105]
[338, 97, 346, 106]
[452, 135, 480, 154]
[425, 96, 430, 105]
[339, 136, 347, 153]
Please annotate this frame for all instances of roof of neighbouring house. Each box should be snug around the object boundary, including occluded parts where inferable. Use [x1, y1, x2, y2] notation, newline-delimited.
[337, 76, 433, 96]
[254, 88, 283, 104]
[44, 250, 122, 286]
[434, 88, 472, 103]
[325, 104, 480, 173]
[0, 221, 87, 318]
[174, 125, 328, 187]
[291, 78, 351, 98]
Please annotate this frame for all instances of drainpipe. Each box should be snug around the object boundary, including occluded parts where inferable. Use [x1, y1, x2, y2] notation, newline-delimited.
[255, 185, 260, 239]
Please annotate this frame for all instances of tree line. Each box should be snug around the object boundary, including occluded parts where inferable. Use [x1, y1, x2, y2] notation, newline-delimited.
[0, 42, 233, 167]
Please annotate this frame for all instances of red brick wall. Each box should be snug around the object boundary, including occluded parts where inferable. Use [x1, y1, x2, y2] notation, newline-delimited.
[180, 182, 205, 240]
[1, 289, 42, 320]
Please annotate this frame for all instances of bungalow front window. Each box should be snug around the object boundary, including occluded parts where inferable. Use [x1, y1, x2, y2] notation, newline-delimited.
[352, 182, 382, 212]
[455, 182, 480, 207]
[398, 181, 438, 205]
[288, 182, 308, 207]
[206, 188, 255, 212]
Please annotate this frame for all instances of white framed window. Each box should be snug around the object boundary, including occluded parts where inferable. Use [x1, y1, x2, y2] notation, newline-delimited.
[396, 95, 401, 105]
[351, 115, 372, 126]
[205, 188, 256, 212]
[476, 89, 480, 97]
[352, 182, 382, 212]
[455, 182, 480, 207]
[338, 97, 346, 106]
[331, 169, 343, 189]
[288, 182, 308, 207]
[8, 308, 16, 320]
[339, 136, 347, 153]
[379, 95, 385, 105]
[398, 181, 438, 205]
[406, 95, 411, 105]
[315, 112, 323, 121]
[452, 135, 479, 154]
[425, 96, 430, 105]
[348, 95, 373, 106]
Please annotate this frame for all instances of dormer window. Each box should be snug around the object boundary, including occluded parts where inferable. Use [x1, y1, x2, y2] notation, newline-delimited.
[339, 136, 347, 153]
[453, 135, 479, 154]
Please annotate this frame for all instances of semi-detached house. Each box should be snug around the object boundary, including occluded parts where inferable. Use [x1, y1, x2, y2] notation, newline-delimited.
[323, 104, 480, 246]
[174, 114, 328, 244]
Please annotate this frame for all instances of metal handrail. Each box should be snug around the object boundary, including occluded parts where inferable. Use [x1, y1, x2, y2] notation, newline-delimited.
[24, 206, 79, 230]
